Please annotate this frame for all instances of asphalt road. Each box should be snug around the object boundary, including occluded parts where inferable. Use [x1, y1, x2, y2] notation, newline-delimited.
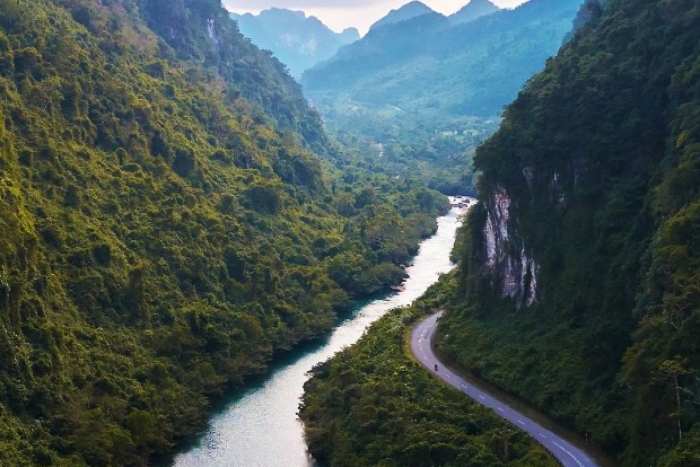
[411, 312, 600, 467]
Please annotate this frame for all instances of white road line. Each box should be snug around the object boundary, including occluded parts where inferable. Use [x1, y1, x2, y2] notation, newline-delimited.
[411, 315, 599, 467]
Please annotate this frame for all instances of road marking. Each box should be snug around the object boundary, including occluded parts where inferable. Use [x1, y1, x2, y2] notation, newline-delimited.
[552, 442, 585, 467]
[412, 314, 598, 467]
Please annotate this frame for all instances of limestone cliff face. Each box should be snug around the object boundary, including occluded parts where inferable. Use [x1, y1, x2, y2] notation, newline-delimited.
[482, 186, 539, 306]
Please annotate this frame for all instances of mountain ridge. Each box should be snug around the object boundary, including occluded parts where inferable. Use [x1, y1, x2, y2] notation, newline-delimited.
[449, 0, 500, 25]
[230, 8, 359, 78]
[369, 1, 437, 31]
[440, 0, 700, 465]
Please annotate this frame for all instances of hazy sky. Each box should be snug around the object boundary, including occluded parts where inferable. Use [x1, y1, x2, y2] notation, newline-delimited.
[223, 0, 530, 35]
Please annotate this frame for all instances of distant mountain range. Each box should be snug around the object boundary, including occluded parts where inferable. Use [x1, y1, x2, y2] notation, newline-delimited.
[303, 0, 582, 119]
[369, 0, 499, 31]
[230, 8, 359, 78]
[300, 0, 581, 194]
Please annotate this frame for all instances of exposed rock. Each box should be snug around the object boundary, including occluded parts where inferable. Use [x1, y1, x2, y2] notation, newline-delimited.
[483, 185, 539, 305]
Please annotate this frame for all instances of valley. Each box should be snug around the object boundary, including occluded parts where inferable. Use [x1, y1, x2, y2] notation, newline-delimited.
[0, 0, 698, 466]
[172, 201, 466, 467]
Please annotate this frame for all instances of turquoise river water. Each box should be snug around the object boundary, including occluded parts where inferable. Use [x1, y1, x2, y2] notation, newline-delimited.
[172, 201, 468, 467]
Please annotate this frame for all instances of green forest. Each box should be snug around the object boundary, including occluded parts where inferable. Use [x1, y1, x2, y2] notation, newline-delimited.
[300, 0, 700, 466]
[0, 0, 447, 465]
[4, 0, 700, 465]
[300, 290, 559, 467]
[439, 0, 700, 465]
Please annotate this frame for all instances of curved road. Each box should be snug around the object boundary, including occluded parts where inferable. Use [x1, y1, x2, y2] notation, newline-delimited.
[411, 312, 600, 467]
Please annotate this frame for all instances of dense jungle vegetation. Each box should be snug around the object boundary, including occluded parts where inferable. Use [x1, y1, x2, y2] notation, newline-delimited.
[436, 0, 700, 465]
[299, 289, 559, 467]
[300, 0, 700, 466]
[0, 0, 448, 465]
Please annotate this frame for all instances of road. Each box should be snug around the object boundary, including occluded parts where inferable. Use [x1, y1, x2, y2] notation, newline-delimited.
[411, 312, 600, 467]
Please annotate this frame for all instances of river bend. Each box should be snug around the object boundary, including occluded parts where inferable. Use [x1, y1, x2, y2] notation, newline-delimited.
[172, 201, 468, 467]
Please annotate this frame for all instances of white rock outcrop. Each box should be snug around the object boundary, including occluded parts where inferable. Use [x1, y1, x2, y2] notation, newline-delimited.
[482, 185, 539, 306]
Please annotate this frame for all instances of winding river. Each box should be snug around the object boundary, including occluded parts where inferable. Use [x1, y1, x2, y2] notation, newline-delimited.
[172, 200, 468, 467]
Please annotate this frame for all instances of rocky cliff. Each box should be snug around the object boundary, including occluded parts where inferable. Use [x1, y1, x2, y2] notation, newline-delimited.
[446, 0, 700, 464]
[481, 186, 539, 306]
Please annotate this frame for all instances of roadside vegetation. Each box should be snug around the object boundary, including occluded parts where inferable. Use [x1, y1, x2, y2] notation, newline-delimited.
[299, 287, 559, 467]
[439, 1, 700, 465]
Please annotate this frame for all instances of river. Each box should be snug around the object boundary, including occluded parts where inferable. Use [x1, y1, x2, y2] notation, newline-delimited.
[172, 199, 469, 467]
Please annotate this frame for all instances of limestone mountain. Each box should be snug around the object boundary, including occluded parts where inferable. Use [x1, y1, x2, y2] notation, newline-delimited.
[369, 1, 437, 31]
[449, 0, 500, 25]
[304, 0, 583, 118]
[0, 0, 448, 465]
[230, 8, 359, 79]
[302, 0, 582, 194]
[441, 0, 700, 465]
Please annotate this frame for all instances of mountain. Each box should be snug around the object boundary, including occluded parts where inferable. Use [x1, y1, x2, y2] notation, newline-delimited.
[369, 1, 436, 31]
[437, 0, 700, 465]
[298, 0, 700, 465]
[230, 8, 359, 78]
[300, 302, 561, 467]
[304, 0, 583, 117]
[449, 0, 500, 25]
[0, 0, 448, 465]
[135, 0, 328, 152]
[302, 0, 583, 194]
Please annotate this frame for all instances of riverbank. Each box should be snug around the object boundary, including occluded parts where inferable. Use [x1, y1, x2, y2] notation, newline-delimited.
[412, 312, 613, 467]
[300, 302, 559, 467]
[172, 206, 465, 467]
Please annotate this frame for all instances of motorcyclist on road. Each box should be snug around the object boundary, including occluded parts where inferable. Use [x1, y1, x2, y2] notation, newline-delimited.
[434, 364, 438, 371]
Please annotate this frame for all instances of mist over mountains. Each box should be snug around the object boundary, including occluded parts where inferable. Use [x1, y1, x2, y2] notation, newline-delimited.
[368, 1, 437, 31]
[303, 0, 582, 119]
[299, 0, 582, 194]
[230, 8, 359, 78]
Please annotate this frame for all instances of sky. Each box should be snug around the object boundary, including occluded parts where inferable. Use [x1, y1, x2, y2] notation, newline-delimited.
[223, 0, 530, 35]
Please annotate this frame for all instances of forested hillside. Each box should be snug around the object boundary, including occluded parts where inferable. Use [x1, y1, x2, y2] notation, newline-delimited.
[438, 0, 700, 465]
[0, 0, 447, 465]
[302, 0, 582, 194]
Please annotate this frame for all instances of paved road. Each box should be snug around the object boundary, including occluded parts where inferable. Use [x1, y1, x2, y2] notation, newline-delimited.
[411, 312, 600, 467]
